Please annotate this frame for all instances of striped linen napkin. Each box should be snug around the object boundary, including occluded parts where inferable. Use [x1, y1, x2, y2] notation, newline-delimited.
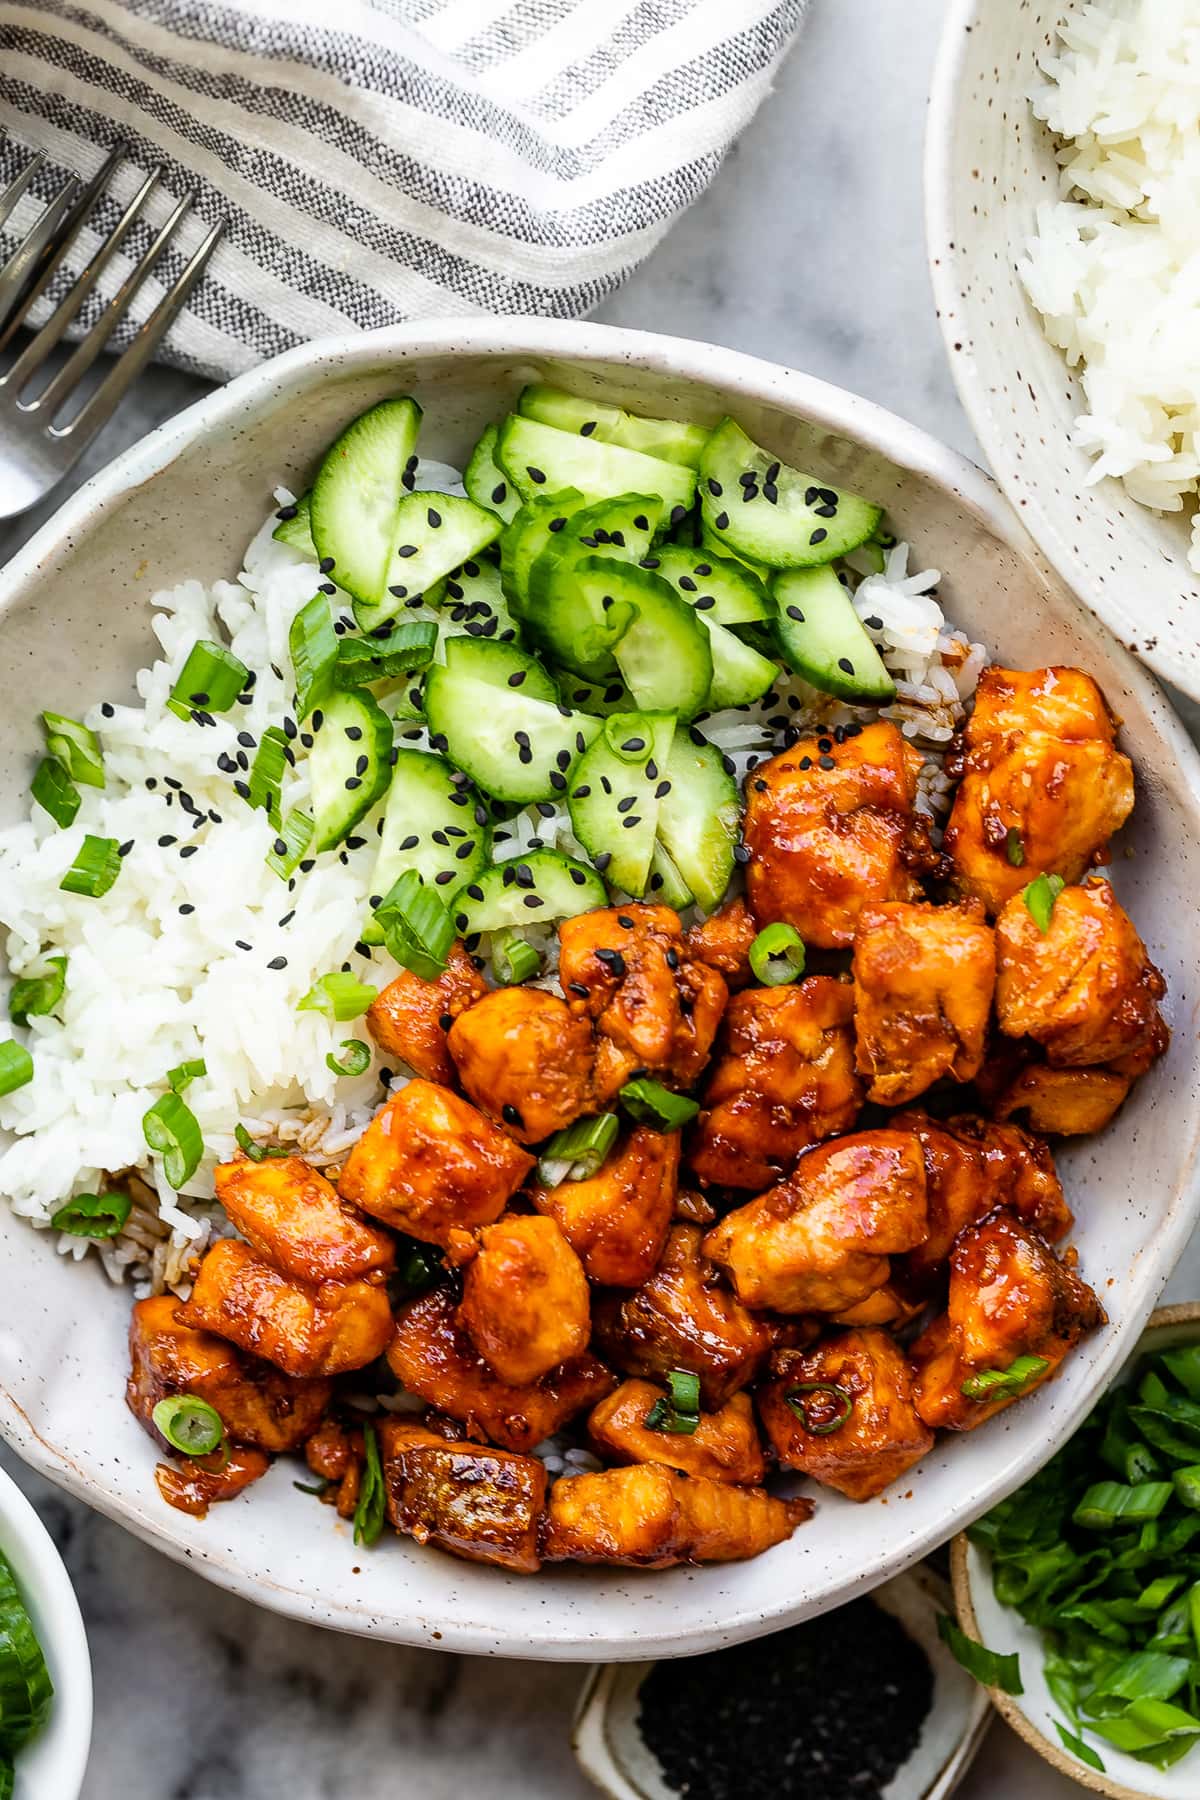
[0, 0, 809, 382]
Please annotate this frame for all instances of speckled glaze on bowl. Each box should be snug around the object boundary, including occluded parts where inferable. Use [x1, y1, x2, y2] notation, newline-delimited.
[926, 2, 1200, 700]
[2, 320, 1200, 1661]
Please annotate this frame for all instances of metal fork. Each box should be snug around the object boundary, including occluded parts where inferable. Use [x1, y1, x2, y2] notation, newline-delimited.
[0, 145, 223, 521]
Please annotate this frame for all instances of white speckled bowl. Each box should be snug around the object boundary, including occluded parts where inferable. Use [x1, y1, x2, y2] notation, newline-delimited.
[2, 320, 1200, 1660]
[926, 2, 1200, 700]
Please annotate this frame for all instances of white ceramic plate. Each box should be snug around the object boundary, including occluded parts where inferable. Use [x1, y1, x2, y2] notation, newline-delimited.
[926, 1, 1200, 701]
[2, 320, 1200, 1660]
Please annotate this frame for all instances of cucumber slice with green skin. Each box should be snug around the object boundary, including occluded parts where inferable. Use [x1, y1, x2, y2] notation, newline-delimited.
[355, 493, 501, 634]
[464, 423, 521, 525]
[425, 653, 601, 805]
[451, 848, 606, 936]
[363, 749, 491, 941]
[438, 561, 523, 655]
[311, 397, 422, 609]
[568, 711, 677, 898]
[553, 671, 634, 717]
[642, 543, 770, 625]
[578, 558, 711, 720]
[308, 689, 394, 852]
[499, 489, 586, 612]
[440, 633, 557, 702]
[648, 842, 693, 909]
[699, 418, 882, 570]
[272, 493, 317, 557]
[496, 415, 696, 521]
[656, 728, 740, 915]
[772, 566, 897, 703]
[517, 384, 710, 470]
[527, 493, 662, 612]
[699, 522, 772, 586]
[699, 616, 779, 710]
[523, 492, 663, 679]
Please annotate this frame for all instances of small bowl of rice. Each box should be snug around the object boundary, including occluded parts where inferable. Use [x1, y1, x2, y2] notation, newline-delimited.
[927, 0, 1200, 704]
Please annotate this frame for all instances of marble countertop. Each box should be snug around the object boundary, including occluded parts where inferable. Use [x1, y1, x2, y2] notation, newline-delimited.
[2, 1, 1196, 1796]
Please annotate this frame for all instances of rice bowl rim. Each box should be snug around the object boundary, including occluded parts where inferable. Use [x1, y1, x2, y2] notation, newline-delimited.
[1, 317, 1199, 1660]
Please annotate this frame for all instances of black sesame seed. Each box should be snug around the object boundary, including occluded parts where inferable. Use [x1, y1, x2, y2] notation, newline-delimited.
[523, 893, 545, 908]
[427, 507, 442, 529]
[502, 1103, 524, 1125]
[455, 840, 476, 859]
[569, 869, 587, 886]
[568, 980, 589, 998]
[580, 420, 597, 437]
[707, 479, 723, 497]
[318, 556, 335, 574]
[526, 466, 546, 485]
[278, 910, 295, 927]
[157, 834, 177, 847]
[617, 914, 635, 928]
[180, 844, 199, 859]
[395, 544, 418, 559]
[595, 852, 612, 872]
[616, 795, 636, 814]
[621, 815, 641, 829]
[819, 755, 836, 770]
[355, 754, 369, 776]
[572, 784, 591, 799]
[621, 736, 645, 754]
[838, 657, 855, 675]
[799, 756, 813, 771]
[634, 514, 649, 531]
[810, 528, 828, 546]
[549, 771, 567, 791]
[267, 956, 288, 970]
[786, 605, 805, 622]
[178, 903, 194, 915]
[670, 506, 688, 527]
[595, 948, 626, 976]
[491, 482, 508, 505]
[695, 595, 716, 611]
[345, 776, 362, 790]
[434, 870, 455, 885]
[233, 780, 250, 799]
[654, 780, 672, 798]
[235, 939, 252, 952]
[715, 511, 730, 530]
[733, 844, 751, 865]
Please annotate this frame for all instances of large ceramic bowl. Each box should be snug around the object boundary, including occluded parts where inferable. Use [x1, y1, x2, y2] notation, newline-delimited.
[926, 2, 1200, 702]
[2, 320, 1200, 1661]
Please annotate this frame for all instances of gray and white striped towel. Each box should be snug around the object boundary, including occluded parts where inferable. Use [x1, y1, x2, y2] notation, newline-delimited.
[0, 0, 808, 382]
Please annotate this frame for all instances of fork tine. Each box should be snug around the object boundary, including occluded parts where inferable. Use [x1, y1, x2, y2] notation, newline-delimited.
[1, 168, 160, 394]
[54, 217, 223, 443]
[0, 142, 126, 356]
[0, 172, 82, 332]
[0, 151, 48, 232]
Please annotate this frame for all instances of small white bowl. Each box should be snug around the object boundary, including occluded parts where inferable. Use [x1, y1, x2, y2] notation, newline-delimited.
[952, 1303, 1200, 1800]
[572, 1565, 992, 1800]
[925, 2, 1200, 701]
[0, 1463, 92, 1800]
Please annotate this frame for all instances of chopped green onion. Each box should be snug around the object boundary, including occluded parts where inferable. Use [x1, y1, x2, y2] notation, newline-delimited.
[1054, 1722, 1105, 1773]
[353, 1423, 386, 1548]
[41, 711, 104, 789]
[142, 1090, 204, 1190]
[59, 833, 122, 898]
[537, 1113, 619, 1188]
[290, 594, 338, 721]
[294, 1477, 332, 1497]
[246, 726, 288, 828]
[785, 1382, 854, 1436]
[266, 808, 315, 880]
[1074, 1480, 1175, 1530]
[374, 869, 454, 981]
[167, 640, 250, 721]
[1173, 1465, 1200, 1510]
[645, 1369, 702, 1436]
[297, 971, 378, 1022]
[395, 1236, 444, 1293]
[234, 1123, 289, 1164]
[334, 621, 437, 688]
[961, 1355, 1049, 1403]
[618, 1077, 699, 1133]
[327, 1039, 371, 1078]
[167, 1058, 206, 1094]
[50, 1189, 131, 1239]
[31, 756, 80, 827]
[1161, 1347, 1200, 1400]
[1005, 826, 1025, 867]
[490, 928, 541, 986]
[0, 1041, 33, 1097]
[748, 922, 806, 986]
[936, 1615, 1024, 1694]
[151, 1395, 225, 1457]
[8, 955, 66, 1025]
[1023, 871, 1066, 934]
[1087, 1696, 1200, 1756]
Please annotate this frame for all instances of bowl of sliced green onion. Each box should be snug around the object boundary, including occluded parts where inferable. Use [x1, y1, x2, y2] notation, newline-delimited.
[951, 1303, 1200, 1799]
[0, 1463, 91, 1799]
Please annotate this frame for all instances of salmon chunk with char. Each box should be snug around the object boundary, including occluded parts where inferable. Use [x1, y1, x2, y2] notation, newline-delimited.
[386, 1284, 614, 1453]
[757, 1328, 933, 1502]
[985, 1052, 1139, 1137]
[588, 1381, 766, 1486]
[910, 1209, 1105, 1432]
[689, 978, 861, 1190]
[447, 986, 599, 1143]
[544, 1463, 809, 1567]
[366, 941, 488, 1085]
[995, 877, 1168, 1069]
[742, 721, 937, 950]
[337, 1078, 533, 1246]
[127, 1295, 331, 1453]
[458, 1215, 591, 1386]
[214, 1153, 395, 1284]
[178, 1239, 393, 1378]
[530, 1125, 677, 1288]
[852, 899, 995, 1105]
[557, 904, 728, 1094]
[702, 1130, 928, 1316]
[379, 1417, 547, 1574]
[944, 666, 1134, 916]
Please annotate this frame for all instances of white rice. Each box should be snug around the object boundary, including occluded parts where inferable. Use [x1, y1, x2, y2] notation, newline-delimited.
[1020, 0, 1200, 568]
[0, 485, 981, 1289]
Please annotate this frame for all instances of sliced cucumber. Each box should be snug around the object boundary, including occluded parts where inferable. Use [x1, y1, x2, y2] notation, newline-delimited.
[355, 493, 500, 634]
[425, 654, 600, 806]
[568, 711, 677, 898]
[517, 384, 710, 469]
[553, 671, 634, 717]
[308, 689, 394, 852]
[527, 492, 662, 611]
[440, 634, 557, 702]
[642, 543, 769, 625]
[451, 848, 606, 935]
[575, 559, 711, 720]
[272, 493, 317, 557]
[772, 566, 896, 703]
[656, 729, 740, 915]
[698, 418, 882, 569]
[699, 522, 772, 586]
[499, 490, 586, 611]
[496, 415, 696, 520]
[700, 616, 778, 710]
[648, 842, 693, 909]
[464, 422, 521, 524]
[310, 397, 421, 609]
[522, 492, 663, 679]
[364, 748, 491, 939]
[439, 558, 521, 651]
